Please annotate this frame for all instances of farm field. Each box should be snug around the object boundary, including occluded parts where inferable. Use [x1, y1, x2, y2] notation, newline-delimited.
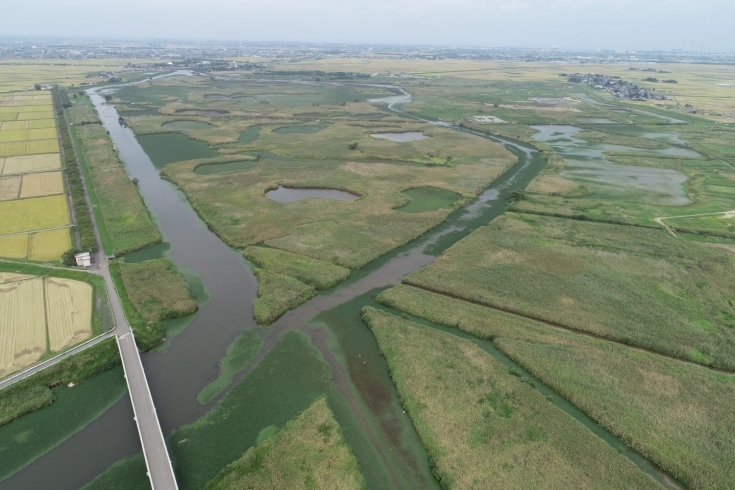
[0, 90, 72, 263]
[362, 307, 661, 490]
[0, 272, 93, 379]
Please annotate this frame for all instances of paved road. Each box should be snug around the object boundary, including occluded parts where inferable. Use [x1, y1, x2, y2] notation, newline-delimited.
[0, 108, 179, 489]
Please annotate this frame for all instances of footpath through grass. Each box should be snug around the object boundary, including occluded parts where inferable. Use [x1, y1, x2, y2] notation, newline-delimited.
[405, 212, 735, 370]
[363, 307, 661, 490]
[203, 396, 367, 490]
[378, 285, 735, 490]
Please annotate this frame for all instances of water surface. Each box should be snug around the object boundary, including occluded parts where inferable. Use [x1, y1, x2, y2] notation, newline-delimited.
[265, 186, 360, 202]
[371, 132, 428, 142]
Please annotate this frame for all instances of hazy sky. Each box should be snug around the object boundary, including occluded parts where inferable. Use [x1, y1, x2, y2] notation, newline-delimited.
[5, 0, 733, 51]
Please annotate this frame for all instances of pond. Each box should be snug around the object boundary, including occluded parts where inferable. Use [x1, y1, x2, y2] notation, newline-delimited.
[265, 186, 360, 203]
[371, 132, 428, 142]
[531, 125, 691, 206]
[174, 109, 229, 115]
[194, 160, 257, 175]
[162, 120, 214, 130]
[136, 133, 218, 168]
[396, 187, 460, 213]
[272, 124, 328, 135]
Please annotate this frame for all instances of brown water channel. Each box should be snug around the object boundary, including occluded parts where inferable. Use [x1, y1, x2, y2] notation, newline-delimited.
[0, 79, 680, 490]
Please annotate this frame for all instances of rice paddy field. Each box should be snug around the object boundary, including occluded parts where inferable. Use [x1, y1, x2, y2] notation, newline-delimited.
[0, 272, 92, 379]
[0, 90, 73, 263]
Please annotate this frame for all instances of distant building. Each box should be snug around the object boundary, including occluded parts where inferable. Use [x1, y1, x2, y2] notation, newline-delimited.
[74, 252, 93, 268]
[228, 61, 238, 69]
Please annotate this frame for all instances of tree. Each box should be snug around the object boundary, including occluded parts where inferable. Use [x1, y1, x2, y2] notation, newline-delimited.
[34, 84, 41, 91]
[348, 142, 359, 150]
[104, 94, 112, 103]
[507, 190, 526, 203]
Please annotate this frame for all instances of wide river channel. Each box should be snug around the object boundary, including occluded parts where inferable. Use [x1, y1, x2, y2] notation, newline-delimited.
[1, 79, 680, 490]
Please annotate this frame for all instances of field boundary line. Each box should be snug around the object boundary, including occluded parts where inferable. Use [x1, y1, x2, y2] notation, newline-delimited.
[402, 283, 735, 375]
[0, 224, 73, 239]
[654, 210, 735, 238]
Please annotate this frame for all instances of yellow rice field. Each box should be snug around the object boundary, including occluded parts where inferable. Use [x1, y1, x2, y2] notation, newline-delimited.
[0, 274, 47, 379]
[0, 273, 94, 378]
[28, 228, 72, 261]
[0, 121, 28, 130]
[0, 195, 70, 235]
[0, 141, 26, 157]
[25, 139, 59, 155]
[20, 171, 64, 198]
[0, 176, 21, 200]
[28, 119, 56, 129]
[0, 235, 28, 259]
[2, 153, 61, 175]
[45, 278, 92, 351]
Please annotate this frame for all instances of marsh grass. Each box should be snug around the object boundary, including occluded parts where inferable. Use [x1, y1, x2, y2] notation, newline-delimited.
[119, 258, 198, 322]
[196, 328, 265, 405]
[362, 307, 660, 490]
[377, 284, 735, 490]
[405, 213, 735, 369]
[252, 269, 315, 325]
[68, 97, 161, 255]
[244, 246, 349, 289]
[203, 397, 367, 490]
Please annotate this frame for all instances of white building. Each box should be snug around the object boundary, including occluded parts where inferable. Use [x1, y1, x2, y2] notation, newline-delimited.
[74, 252, 93, 268]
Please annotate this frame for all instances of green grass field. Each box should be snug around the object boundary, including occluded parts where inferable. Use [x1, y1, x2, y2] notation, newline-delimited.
[252, 269, 315, 325]
[377, 284, 735, 490]
[119, 258, 197, 322]
[203, 396, 367, 490]
[405, 213, 735, 369]
[244, 246, 350, 289]
[67, 97, 161, 255]
[363, 307, 660, 490]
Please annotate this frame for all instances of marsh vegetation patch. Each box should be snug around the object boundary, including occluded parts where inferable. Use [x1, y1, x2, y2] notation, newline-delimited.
[161, 120, 214, 130]
[396, 187, 460, 213]
[194, 160, 257, 175]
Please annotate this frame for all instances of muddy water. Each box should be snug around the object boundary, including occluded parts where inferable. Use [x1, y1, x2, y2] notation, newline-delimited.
[3, 80, 549, 490]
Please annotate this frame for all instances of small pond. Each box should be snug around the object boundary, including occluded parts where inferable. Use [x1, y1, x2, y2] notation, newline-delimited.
[272, 124, 328, 135]
[370, 132, 428, 142]
[194, 160, 257, 175]
[238, 125, 262, 144]
[265, 186, 359, 203]
[162, 120, 214, 130]
[397, 187, 460, 213]
[174, 109, 229, 115]
[136, 133, 218, 168]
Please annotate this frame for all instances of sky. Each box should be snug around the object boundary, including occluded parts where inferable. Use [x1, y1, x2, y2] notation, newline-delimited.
[4, 0, 734, 51]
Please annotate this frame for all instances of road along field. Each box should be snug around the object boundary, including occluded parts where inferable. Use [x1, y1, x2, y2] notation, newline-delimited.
[0, 90, 74, 262]
[0, 272, 92, 379]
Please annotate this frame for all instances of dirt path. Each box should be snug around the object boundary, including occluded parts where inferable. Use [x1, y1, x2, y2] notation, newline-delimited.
[654, 209, 735, 238]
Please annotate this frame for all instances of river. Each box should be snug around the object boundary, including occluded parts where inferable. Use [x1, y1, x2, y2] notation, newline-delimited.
[0, 77, 678, 490]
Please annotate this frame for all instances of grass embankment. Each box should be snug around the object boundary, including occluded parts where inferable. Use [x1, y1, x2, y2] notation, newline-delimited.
[67, 95, 161, 255]
[405, 212, 735, 370]
[53, 88, 96, 253]
[362, 307, 660, 490]
[203, 397, 367, 490]
[252, 269, 315, 325]
[109, 258, 197, 350]
[377, 284, 735, 490]
[0, 338, 120, 427]
[244, 246, 350, 289]
[197, 328, 265, 405]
